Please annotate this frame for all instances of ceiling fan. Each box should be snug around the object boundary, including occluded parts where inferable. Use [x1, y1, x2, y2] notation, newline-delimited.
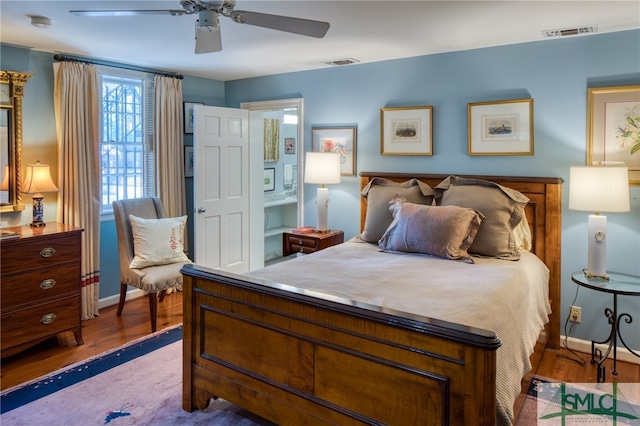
[70, 0, 330, 54]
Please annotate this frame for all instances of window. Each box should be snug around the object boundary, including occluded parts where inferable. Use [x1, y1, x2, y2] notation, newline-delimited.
[99, 70, 155, 214]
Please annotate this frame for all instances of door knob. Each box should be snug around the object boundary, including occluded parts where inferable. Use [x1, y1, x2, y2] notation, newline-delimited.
[197, 207, 206, 213]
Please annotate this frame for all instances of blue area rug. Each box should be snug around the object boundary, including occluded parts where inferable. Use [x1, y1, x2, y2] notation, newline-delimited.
[0, 325, 274, 426]
[1, 325, 183, 414]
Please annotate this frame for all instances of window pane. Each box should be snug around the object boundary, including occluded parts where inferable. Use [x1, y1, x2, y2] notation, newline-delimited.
[100, 73, 153, 213]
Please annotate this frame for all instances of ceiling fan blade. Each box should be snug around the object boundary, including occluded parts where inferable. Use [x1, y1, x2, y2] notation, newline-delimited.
[195, 26, 223, 54]
[70, 10, 187, 17]
[230, 10, 329, 38]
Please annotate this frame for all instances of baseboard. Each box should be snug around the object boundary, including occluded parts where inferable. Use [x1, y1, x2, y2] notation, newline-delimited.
[561, 335, 640, 365]
[98, 288, 146, 310]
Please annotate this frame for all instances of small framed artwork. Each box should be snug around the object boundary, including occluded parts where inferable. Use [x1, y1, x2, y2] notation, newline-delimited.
[587, 85, 640, 185]
[468, 98, 533, 156]
[183, 101, 204, 134]
[380, 106, 432, 156]
[264, 168, 275, 191]
[284, 138, 295, 154]
[312, 126, 357, 176]
[184, 146, 194, 177]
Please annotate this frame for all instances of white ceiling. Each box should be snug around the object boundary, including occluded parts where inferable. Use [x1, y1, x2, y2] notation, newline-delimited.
[1, 1, 639, 81]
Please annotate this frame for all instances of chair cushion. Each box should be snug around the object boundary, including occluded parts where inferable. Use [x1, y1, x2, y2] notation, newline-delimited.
[139, 261, 190, 293]
[129, 215, 190, 269]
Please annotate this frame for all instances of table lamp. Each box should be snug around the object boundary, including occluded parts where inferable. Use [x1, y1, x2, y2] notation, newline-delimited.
[569, 165, 630, 279]
[22, 161, 59, 227]
[304, 152, 341, 232]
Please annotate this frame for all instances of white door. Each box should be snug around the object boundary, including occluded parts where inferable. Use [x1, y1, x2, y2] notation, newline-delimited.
[193, 105, 251, 273]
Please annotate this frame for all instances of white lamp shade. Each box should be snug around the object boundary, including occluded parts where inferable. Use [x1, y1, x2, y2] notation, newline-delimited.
[304, 152, 341, 185]
[22, 161, 58, 194]
[569, 166, 630, 213]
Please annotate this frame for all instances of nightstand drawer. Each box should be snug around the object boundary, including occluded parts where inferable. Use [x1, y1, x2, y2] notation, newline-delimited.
[1, 296, 80, 350]
[1, 235, 81, 275]
[1, 264, 81, 309]
[286, 235, 317, 248]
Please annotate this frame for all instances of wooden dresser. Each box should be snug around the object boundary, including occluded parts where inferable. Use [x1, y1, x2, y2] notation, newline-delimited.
[1, 222, 84, 357]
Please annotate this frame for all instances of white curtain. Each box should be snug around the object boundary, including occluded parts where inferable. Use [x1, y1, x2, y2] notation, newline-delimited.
[154, 75, 185, 218]
[53, 61, 101, 319]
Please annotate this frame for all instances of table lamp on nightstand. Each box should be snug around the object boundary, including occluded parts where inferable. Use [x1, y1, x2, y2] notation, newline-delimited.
[22, 161, 59, 228]
[569, 165, 630, 279]
[304, 152, 341, 233]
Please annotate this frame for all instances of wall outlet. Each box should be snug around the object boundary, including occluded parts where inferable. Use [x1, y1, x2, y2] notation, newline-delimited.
[570, 305, 582, 323]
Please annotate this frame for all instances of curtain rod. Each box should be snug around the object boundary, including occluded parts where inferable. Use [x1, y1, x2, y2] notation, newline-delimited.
[53, 54, 184, 80]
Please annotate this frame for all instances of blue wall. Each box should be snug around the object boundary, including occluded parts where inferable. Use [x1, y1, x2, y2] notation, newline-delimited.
[225, 30, 640, 350]
[2, 30, 639, 350]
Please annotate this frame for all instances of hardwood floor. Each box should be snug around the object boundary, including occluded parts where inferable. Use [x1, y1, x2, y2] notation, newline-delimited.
[2, 289, 639, 400]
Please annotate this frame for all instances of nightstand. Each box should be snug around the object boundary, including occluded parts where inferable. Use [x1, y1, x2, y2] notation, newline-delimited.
[571, 270, 640, 383]
[282, 229, 344, 256]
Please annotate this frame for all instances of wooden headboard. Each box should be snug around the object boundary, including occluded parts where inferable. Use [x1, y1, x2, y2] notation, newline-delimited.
[359, 172, 563, 349]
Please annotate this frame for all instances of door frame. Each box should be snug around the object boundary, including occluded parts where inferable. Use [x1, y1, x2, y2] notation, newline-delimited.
[241, 98, 305, 270]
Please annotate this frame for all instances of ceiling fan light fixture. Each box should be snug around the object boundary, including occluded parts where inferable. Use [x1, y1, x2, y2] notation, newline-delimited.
[30, 15, 51, 29]
[198, 10, 219, 30]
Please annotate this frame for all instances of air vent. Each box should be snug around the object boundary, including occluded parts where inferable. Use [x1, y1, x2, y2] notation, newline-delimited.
[325, 58, 360, 66]
[542, 25, 598, 38]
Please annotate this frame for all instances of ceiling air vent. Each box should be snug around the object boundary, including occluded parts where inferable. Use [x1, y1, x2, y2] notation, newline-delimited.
[326, 58, 360, 66]
[542, 25, 598, 38]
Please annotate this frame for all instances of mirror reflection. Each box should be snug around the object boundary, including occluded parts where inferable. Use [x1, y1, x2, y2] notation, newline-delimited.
[1, 108, 9, 205]
[0, 70, 33, 213]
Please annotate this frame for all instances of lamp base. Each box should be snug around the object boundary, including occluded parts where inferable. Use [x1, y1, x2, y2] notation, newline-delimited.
[583, 268, 609, 280]
[29, 222, 47, 228]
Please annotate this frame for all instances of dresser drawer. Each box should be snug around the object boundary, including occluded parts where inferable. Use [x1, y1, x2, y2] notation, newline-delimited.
[1, 235, 81, 275]
[1, 297, 80, 350]
[1, 264, 81, 309]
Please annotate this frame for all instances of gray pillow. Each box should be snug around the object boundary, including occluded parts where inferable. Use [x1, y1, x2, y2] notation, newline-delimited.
[360, 178, 434, 243]
[379, 198, 483, 263]
[434, 176, 529, 260]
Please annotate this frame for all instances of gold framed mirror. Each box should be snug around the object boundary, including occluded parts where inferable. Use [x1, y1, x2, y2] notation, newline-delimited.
[1, 70, 33, 213]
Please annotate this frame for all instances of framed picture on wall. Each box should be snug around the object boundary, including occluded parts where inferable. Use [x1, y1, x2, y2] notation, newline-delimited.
[184, 146, 194, 177]
[467, 98, 533, 156]
[184, 101, 204, 134]
[264, 168, 275, 191]
[587, 85, 640, 185]
[380, 106, 432, 156]
[311, 126, 357, 176]
[285, 138, 295, 154]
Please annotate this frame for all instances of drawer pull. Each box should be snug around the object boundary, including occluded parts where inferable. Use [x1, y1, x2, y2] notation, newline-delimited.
[40, 279, 57, 290]
[41, 313, 57, 325]
[39, 247, 56, 258]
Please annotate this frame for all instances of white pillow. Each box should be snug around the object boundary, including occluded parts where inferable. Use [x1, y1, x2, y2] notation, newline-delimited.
[129, 214, 189, 269]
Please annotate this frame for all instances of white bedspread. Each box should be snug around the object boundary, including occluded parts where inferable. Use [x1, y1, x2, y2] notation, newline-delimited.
[248, 239, 551, 425]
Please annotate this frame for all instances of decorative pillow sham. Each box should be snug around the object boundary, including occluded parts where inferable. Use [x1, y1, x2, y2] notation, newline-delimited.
[434, 176, 529, 260]
[129, 214, 190, 269]
[378, 198, 483, 263]
[513, 213, 533, 252]
[360, 178, 434, 243]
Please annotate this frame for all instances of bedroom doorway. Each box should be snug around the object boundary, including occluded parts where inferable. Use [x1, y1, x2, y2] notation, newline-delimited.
[241, 98, 305, 270]
[192, 99, 304, 272]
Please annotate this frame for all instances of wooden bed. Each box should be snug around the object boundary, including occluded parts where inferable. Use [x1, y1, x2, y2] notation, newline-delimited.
[182, 172, 562, 425]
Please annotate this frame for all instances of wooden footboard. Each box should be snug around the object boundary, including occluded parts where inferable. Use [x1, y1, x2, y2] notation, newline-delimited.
[182, 264, 500, 425]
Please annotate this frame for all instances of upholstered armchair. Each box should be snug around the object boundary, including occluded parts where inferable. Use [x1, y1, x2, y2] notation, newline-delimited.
[112, 197, 191, 333]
